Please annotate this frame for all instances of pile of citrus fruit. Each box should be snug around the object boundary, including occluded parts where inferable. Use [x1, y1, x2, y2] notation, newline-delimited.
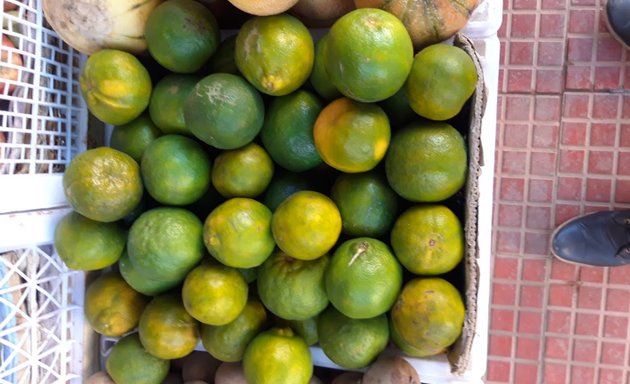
[54, 0, 480, 382]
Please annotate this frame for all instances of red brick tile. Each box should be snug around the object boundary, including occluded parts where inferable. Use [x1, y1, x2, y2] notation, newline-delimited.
[501, 151, 527, 175]
[498, 203, 524, 227]
[492, 282, 518, 305]
[511, 14, 538, 38]
[575, 312, 600, 336]
[559, 149, 584, 173]
[585, 178, 612, 202]
[532, 124, 558, 149]
[615, 179, 630, 203]
[506, 95, 532, 121]
[606, 288, 630, 312]
[560, 122, 587, 146]
[526, 206, 552, 230]
[500, 177, 525, 201]
[565, 65, 593, 90]
[509, 41, 535, 65]
[498, 11, 509, 38]
[528, 179, 553, 203]
[486, 360, 511, 382]
[536, 69, 565, 94]
[491, 308, 515, 332]
[568, 9, 596, 34]
[570, 366, 595, 384]
[567, 37, 595, 62]
[556, 177, 583, 201]
[489, 334, 513, 357]
[494, 255, 519, 279]
[554, 203, 581, 225]
[530, 152, 557, 176]
[513, 0, 538, 9]
[545, 336, 570, 358]
[524, 232, 550, 255]
[608, 265, 630, 284]
[539, 13, 566, 38]
[549, 283, 575, 307]
[515, 338, 540, 360]
[620, 124, 630, 150]
[503, 123, 530, 147]
[578, 266, 605, 283]
[600, 341, 626, 365]
[603, 315, 628, 338]
[507, 69, 534, 93]
[587, 151, 614, 174]
[550, 257, 579, 280]
[622, 98, 630, 119]
[518, 310, 543, 334]
[592, 95, 620, 120]
[624, 67, 630, 90]
[522, 259, 547, 282]
[537, 41, 565, 66]
[541, 0, 566, 9]
[513, 363, 538, 383]
[577, 285, 602, 309]
[599, 368, 624, 384]
[572, 338, 598, 362]
[597, 36, 623, 61]
[496, 230, 521, 253]
[535, 96, 562, 121]
[563, 93, 590, 118]
[594, 66, 622, 90]
[520, 285, 544, 308]
[617, 152, 630, 175]
[546, 310, 572, 333]
[542, 363, 567, 384]
[591, 122, 617, 145]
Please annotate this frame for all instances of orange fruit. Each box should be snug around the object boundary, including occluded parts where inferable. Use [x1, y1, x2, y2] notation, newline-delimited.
[385, 121, 467, 202]
[260, 89, 324, 172]
[390, 204, 464, 275]
[118, 250, 183, 296]
[141, 134, 212, 206]
[211, 142, 274, 198]
[200, 295, 269, 362]
[149, 74, 201, 136]
[317, 306, 389, 369]
[313, 97, 390, 173]
[243, 327, 313, 384]
[127, 207, 204, 281]
[203, 198, 275, 268]
[330, 171, 399, 237]
[84, 270, 149, 337]
[378, 86, 416, 129]
[257, 250, 329, 321]
[308, 34, 342, 101]
[184, 73, 264, 150]
[63, 147, 143, 223]
[325, 237, 402, 319]
[235, 14, 314, 96]
[79, 49, 152, 125]
[261, 169, 313, 211]
[138, 293, 200, 360]
[54, 211, 126, 271]
[271, 190, 342, 260]
[145, 0, 220, 73]
[182, 262, 249, 325]
[109, 112, 162, 163]
[406, 43, 477, 121]
[390, 277, 465, 357]
[207, 34, 240, 75]
[324, 8, 413, 102]
[274, 316, 319, 346]
[106, 333, 170, 384]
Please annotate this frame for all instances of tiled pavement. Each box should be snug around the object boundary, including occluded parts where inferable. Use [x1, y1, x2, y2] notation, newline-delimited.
[486, 0, 630, 383]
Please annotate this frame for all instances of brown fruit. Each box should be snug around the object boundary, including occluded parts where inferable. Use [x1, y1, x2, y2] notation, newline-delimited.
[362, 355, 421, 384]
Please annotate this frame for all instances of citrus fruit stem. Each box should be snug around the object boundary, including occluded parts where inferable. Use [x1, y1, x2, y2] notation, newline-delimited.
[348, 241, 369, 266]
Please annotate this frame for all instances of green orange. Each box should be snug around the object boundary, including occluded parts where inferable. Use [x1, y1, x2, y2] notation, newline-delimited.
[149, 74, 200, 135]
[324, 8, 413, 102]
[141, 134, 212, 206]
[211, 142, 274, 198]
[203, 198, 275, 268]
[109, 112, 162, 163]
[63, 147, 143, 223]
[106, 333, 170, 384]
[235, 14, 314, 96]
[309, 34, 341, 101]
[118, 250, 182, 296]
[261, 170, 313, 211]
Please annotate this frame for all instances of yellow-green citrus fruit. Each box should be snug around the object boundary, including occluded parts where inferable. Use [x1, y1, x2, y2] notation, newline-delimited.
[63, 147, 143, 223]
[110, 112, 162, 163]
[211, 142, 275, 198]
[149, 74, 200, 135]
[54, 210, 125, 271]
[106, 333, 170, 384]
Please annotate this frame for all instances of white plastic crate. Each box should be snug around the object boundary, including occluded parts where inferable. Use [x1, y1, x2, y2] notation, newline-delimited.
[0, 0, 503, 382]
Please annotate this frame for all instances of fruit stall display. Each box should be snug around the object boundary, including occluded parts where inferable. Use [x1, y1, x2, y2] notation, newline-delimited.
[0, 0, 502, 383]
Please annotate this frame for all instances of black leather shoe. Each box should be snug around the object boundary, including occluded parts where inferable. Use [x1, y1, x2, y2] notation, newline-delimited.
[605, 0, 630, 49]
[551, 210, 630, 267]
